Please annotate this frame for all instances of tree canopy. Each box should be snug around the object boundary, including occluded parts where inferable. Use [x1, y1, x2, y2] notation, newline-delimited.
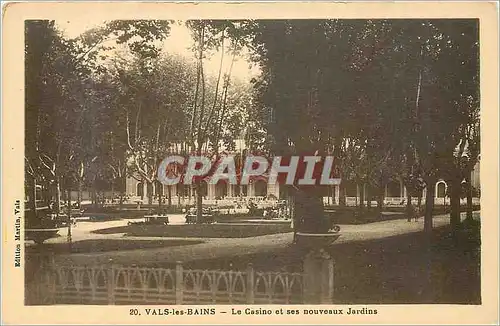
[25, 19, 479, 235]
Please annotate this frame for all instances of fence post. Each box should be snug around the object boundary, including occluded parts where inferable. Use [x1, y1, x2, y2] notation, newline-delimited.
[303, 251, 320, 304]
[48, 255, 56, 305]
[321, 255, 334, 303]
[303, 249, 334, 304]
[107, 265, 115, 304]
[41, 253, 56, 305]
[175, 261, 183, 304]
[39, 253, 55, 304]
[246, 263, 255, 304]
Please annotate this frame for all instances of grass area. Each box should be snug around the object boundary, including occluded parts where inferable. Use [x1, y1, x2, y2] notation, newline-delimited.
[92, 223, 292, 238]
[27, 217, 480, 304]
[215, 214, 258, 222]
[178, 225, 481, 304]
[220, 219, 292, 225]
[325, 204, 480, 214]
[325, 210, 405, 225]
[25, 239, 203, 255]
[324, 205, 480, 225]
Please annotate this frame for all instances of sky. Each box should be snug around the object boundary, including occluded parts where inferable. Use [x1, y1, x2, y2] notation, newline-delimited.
[56, 20, 260, 82]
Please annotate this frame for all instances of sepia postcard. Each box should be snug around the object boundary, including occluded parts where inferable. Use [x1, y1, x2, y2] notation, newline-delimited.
[1, 1, 499, 325]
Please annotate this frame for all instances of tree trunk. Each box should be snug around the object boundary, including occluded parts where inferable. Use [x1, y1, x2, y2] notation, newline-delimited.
[111, 180, 115, 205]
[289, 192, 297, 242]
[147, 182, 153, 214]
[287, 192, 294, 219]
[417, 195, 422, 217]
[55, 177, 61, 219]
[140, 178, 144, 201]
[158, 184, 163, 211]
[93, 190, 98, 209]
[167, 185, 172, 208]
[339, 183, 346, 207]
[359, 183, 365, 210]
[424, 178, 435, 234]
[196, 180, 203, 223]
[406, 192, 413, 222]
[77, 179, 82, 209]
[376, 184, 384, 212]
[449, 177, 461, 234]
[66, 188, 72, 251]
[366, 184, 371, 210]
[119, 191, 124, 210]
[29, 176, 38, 219]
[119, 175, 125, 210]
[293, 186, 327, 234]
[91, 178, 98, 209]
[465, 174, 473, 221]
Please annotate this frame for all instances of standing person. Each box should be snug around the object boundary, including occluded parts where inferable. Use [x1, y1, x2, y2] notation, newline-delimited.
[414, 205, 421, 222]
[407, 204, 416, 222]
[47, 201, 57, 227]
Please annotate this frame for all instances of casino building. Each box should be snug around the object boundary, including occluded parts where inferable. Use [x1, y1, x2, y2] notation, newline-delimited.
[124, 140, 480, 206]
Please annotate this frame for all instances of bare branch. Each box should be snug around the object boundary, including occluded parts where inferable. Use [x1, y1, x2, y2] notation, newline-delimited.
[126, 109, 134, 150]
[39, 153, 56, 176]
[203, 29, 226, 138]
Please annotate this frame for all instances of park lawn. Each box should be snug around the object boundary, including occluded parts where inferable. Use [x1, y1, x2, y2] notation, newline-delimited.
[324, 205, 481, 225]
[181, 225, 481, 304]
[325, 209, 406, 225]
[25, 239, 203, 255]
[92, 223, 293, 238]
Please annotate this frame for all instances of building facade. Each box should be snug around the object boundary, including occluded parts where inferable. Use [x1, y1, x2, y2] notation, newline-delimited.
[124, 141, 480, 206]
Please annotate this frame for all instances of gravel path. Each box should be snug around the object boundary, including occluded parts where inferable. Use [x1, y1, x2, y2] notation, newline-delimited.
[51, 211, 478, 267]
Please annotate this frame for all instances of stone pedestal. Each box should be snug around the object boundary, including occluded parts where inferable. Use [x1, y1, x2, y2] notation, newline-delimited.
[303, 248, 334, 304]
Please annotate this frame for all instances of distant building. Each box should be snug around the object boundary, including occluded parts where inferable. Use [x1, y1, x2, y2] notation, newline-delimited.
[124, 140, 480, 206]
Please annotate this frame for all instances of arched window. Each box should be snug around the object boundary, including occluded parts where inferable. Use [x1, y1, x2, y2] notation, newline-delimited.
[386, 180, 401, 197]
[199, 181, 208, 197]
[183, 185, 191, 197]
[436, 181, 447, 198]
[136, 182, 144, 197]
[146, 183, 153, 197]
[254, 180, 268, 197]
[344, 180, 357, 197]
[155, 181, 163, 196]
[235, 184, 250, 197]
[215, 180, 228, 198]
[176, 184, 190, 197]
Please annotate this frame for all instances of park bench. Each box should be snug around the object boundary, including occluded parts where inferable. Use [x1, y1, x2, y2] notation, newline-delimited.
[184, 207, 215, 224]
[128, 215, 169, 226]
[51, 213, 80, 227]
[25, 228, 60, 245]
[25, 207, 60, 244]
[185, 213, 215, 224]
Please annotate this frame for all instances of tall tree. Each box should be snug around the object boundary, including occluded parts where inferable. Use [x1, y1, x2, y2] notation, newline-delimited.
[25, 19, 172, 222]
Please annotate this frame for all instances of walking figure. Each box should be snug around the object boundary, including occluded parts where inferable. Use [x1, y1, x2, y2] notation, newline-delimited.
[292, 214, 303, 244]
[407, 204, 416, 222]
[414, 206, 421, 222]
